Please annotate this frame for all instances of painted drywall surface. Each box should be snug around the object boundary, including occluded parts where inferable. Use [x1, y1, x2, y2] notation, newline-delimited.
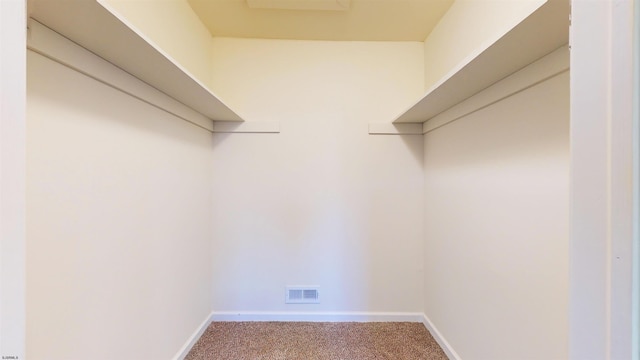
[100, 0, 213, 86]
[423, 71, 569, 358]
[423, 0, 545, 91]
[0, 0, 26, 358]
[209, 38, 425, 313]
[26, 51, 213, 359]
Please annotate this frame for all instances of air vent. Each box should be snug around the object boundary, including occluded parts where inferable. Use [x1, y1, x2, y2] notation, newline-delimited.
[286, 286, 320, 304]
[247, 0, 350, 11]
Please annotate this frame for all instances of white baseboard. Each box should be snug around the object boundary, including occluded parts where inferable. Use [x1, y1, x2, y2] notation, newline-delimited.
[172, 311, 214, 360]
[421, 313, 461, 360]
[211, 311, 424, 323]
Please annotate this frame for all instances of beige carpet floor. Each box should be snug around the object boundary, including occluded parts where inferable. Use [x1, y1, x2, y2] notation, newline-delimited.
[185, 322, 448, 360]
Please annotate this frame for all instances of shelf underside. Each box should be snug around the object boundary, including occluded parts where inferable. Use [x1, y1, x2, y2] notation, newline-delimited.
[393, 0, 569, 124]
[29, 0, 243, 123]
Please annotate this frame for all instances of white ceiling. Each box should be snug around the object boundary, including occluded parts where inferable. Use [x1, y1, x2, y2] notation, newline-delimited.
[187, 0, 454, 42]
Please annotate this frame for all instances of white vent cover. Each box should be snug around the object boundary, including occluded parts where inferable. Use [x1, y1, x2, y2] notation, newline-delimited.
[286, 286, 320, 304]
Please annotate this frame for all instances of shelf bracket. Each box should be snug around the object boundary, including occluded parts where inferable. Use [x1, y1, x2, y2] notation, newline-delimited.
[212, 121, 280, 134]
[368, 123, 423, 135]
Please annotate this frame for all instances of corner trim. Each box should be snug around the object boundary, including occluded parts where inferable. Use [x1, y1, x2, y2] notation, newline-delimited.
[421, 314, 461, 360]
[172, 311, 213, 360]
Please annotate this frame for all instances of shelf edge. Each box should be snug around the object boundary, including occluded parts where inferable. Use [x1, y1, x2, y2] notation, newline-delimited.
[393, 0, 568, 124]
[423, 45, 569, 134]
[29, 0, 245, 123]
[27, 19, 216, 132]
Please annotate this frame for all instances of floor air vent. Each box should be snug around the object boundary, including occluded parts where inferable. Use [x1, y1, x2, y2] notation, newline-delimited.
[286, 287, 320, 304]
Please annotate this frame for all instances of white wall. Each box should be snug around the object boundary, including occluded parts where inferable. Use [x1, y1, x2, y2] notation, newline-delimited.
[208, 38, 425, 314]
[99, 0, 213, 87]
[423, 0, 544, 91]
[26, 49, 213, 359]
[423, 61, 569, 358]
[0, 0, 26, 358]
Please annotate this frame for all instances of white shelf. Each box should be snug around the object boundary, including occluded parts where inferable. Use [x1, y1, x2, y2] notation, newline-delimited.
[393, 0, 569, 124]
[29, 0, 243, 123]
